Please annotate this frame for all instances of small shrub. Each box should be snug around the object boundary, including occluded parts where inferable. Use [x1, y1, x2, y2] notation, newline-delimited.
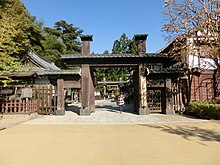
[185, 101, 220, 120]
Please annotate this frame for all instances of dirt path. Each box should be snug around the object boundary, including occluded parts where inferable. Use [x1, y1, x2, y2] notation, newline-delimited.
[0, 121, 220, 165]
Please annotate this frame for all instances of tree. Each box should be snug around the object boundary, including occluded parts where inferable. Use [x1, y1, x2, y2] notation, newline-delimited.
[163, 0, 220, 103]
[163, 0, 220, 70]
[38, 33, 66, 67]
[29, 16, 45, 52]
[0, 0, 32, 86]
[111, 33, 137, 82]
[44, 20, 83, 54]
[32, 20, 83, 68]
[112, 33, 137, 54]
[103, 50, 110, 54]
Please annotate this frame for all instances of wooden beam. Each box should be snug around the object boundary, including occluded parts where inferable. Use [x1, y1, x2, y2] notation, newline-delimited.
[64, 81, 81, 88]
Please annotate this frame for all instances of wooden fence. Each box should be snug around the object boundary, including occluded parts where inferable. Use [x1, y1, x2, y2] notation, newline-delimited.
[1, 100, 38, 114]
[0, 84, 58, 115]
[33, 85, 57, 115]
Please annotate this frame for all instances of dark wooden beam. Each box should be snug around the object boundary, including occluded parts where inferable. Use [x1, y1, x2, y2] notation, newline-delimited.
[63, 81, 81, 88]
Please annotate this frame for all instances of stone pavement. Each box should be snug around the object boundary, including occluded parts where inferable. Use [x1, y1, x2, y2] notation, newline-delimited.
[23, 99, 207, 125]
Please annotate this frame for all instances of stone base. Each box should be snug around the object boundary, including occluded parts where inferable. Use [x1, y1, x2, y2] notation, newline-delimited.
[139, 107, 150, 115]
[166, 108, 175, 115]
[55, 110, 65, 115]
[79, 108, 91, 116]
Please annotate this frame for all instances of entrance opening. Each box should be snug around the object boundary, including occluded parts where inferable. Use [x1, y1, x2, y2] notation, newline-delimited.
[93, 66, 137, 114]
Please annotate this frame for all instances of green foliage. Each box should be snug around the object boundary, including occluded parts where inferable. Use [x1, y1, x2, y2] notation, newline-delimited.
[29, 16, 44, 51]
[31, 19, 83, 68]
[0, 0, 31, 85]
[103, 50, 110, 54]
[0, 0, 31, 57]
[37, 34, 67, 67]
[185, 101, 220, 119]
[44, 20, 83, 54]
[94, 34, 135, 88]
[112, 33, 137, 54]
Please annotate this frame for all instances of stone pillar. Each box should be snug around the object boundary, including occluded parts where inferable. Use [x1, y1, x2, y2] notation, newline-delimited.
[134, 34, 148, 55]
[79, 35, 94, 115]
[165, 79, 175, 114]
[138, 64, 150, 115]
[56, 79, 65, 115]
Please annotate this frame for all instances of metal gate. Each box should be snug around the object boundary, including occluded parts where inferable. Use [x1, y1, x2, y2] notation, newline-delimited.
[147, 90, 162, 113]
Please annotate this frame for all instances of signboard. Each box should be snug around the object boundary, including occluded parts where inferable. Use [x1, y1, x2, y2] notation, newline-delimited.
[21, 88, 32, 98]
[140, 76, 147, 107]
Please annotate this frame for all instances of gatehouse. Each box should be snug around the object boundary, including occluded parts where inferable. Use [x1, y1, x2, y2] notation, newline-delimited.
[60, 34, 184, 115]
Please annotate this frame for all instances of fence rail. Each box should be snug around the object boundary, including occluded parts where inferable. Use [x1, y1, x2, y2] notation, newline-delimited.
[1, 100, 38, 114]
[0, 84, 58, 115]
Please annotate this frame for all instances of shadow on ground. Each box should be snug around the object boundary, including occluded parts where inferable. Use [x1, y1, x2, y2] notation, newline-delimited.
[65, 104, 80, 115]
[139, 124, 220, 143]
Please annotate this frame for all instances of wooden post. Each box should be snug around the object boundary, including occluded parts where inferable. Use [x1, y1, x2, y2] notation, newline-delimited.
[133, 69, 139, 114]
[56, 79, 65, 115]
[165, 78, 175, 114]
[134, 34, 148, 56]
[138, 64, 150, 115]
[80, 64, 91, 115]
[49, 85, 52, 114]
[79, 35, 94, 115]
[90, 68, 95, 113]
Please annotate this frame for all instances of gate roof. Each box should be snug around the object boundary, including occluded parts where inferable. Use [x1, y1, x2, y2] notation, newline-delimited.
[61, 53, 177, 68]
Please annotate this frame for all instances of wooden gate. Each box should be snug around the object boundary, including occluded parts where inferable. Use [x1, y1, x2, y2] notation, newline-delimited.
[147, 89, 163, 113]
[33, 85, 57, 115]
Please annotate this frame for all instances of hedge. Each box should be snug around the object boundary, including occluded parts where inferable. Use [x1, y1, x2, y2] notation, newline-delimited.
[185, 101, 220, 120]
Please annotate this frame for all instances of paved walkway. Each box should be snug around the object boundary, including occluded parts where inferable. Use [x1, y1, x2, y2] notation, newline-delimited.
[24, 99, 207, 125]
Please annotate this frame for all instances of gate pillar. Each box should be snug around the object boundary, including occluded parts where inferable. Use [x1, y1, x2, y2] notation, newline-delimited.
[134, 64, 150, 115]
[165, 79, 175, 114]
[79, 35, 95, 115]
[56, 79, 65, 115]
[138, 64, 150, 115]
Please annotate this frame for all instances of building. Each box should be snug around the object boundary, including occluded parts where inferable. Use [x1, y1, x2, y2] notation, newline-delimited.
[157, 35, 220, 103]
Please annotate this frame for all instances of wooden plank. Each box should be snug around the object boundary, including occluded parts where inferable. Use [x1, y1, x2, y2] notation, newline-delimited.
[49, 85, 52, 114]
[42, 86, 44, 114]
[53, 86, 57, 113]
[63, 81, 81, 88]
[45, 86, 48, 115]
[18, 100, 21, 113]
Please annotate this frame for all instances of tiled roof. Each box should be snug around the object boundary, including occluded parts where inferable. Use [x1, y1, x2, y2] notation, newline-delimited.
[61, 53, 169, 59]
[1, 72, 37, 77]
[149, 68, 184, 74]
[28, 51, 60, 71]
[37, 70, 80, 76]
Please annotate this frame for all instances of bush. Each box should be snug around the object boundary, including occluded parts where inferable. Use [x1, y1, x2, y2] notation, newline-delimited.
[185, 101, 220, 120]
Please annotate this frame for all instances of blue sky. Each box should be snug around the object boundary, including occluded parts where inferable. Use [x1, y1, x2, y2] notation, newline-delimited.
[21, 0, 166, 54]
